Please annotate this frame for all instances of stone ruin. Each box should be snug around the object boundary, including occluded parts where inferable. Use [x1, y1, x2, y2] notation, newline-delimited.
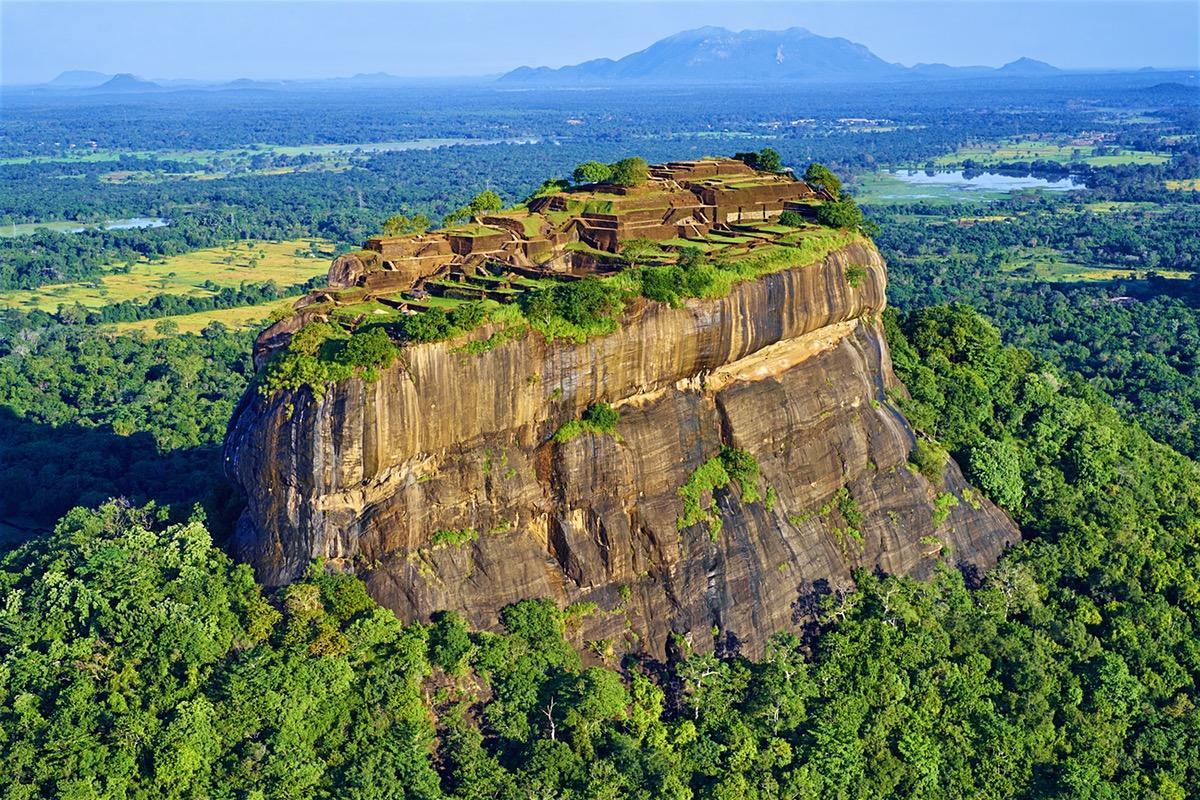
[256, 158, 835, 365]
[328, 158, 827, 292]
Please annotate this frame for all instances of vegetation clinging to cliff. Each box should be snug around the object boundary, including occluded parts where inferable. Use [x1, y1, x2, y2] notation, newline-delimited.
[256, 321, 399, 398]
[553, 402, 620, 443]
[677, 446, 765, 539]
[518, 276, 625, 342]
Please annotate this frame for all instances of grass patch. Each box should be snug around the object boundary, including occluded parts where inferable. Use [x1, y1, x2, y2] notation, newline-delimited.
[910, 439, 949, 483]
[0, 238, 333, 312]
[112, 299, 296, 337]
[930, 138, 1168, 168]
[677, 446, 764, 540]
[553, 403, 620, 443]
[998, 245, 1193, 283]
[431, 528, 479, 548]
[931, 492, 960, 527]
[441, 224, 506, 238]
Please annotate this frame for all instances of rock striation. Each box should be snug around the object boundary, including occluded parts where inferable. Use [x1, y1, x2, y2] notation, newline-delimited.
[225, 237, 1018, 659]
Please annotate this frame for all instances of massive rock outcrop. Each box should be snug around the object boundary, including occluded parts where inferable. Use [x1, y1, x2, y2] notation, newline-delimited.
[225, 240, 1018, 658]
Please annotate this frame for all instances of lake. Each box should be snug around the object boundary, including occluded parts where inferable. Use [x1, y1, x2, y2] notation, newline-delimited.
[881, 169, 1084, 198]
[89, 217, 169, 231]
[1, 217, 169, 237]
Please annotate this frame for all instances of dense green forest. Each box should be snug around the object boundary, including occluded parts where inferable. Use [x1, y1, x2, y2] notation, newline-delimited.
[3, 305, 1197, 799]
[872, 197, 1200, 458]
[0, 314, 252, 528]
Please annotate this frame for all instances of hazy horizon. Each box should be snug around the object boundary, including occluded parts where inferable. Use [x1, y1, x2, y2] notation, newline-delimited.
[2, 1, 1198, 86]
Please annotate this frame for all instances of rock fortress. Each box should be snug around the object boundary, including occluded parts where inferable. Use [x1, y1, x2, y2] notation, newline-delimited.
[225, 157, 1017, 659]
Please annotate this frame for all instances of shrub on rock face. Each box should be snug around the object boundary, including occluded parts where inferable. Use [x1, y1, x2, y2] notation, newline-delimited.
[582, 402, 619, 432]
[557, 277, 622, 326]
[521, 276, 623, 330]
[553, 402, 621, 443]
[289, 321, 347, 357]
[448, 301, 487, 330]
[910, 438, 950, 482]
[967, 437, 1026, 511]
[337, 327, 398, 370]
[640, 248, 716, 307]
[641, 265, 687, 307]
[676, 246, 705, 270]
[404, 309, 455, 343]
[845, 265, 868, 288]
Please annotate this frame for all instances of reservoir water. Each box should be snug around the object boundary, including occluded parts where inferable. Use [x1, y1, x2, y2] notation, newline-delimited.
[885, 169, 1084, 197]
[2, 217, 169, 237]
[85, 217, 169, 232]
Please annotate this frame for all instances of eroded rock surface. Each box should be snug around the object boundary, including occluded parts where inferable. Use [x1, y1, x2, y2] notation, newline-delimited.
[225, 241, 1018, 658]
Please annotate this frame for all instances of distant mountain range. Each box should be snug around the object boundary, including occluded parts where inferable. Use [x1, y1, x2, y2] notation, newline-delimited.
[499, 26, 1062, 85]
[25, 70, 457, 93]
[20, 27, 1186, 94]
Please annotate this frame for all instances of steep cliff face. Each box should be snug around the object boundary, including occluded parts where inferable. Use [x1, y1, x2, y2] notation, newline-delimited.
[226, 241, 1018, 658]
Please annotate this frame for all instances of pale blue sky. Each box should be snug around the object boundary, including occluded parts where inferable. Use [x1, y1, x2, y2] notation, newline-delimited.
[2, 1, 1197, 85]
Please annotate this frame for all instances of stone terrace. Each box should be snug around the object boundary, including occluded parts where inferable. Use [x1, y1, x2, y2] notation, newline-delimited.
[272, 158, 832, 337]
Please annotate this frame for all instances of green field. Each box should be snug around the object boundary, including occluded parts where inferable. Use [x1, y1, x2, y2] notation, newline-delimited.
[112, 298, 296, 336]
[0, 238, 333, 312]
[931, 138, 1168, 168]
[1000, 245, 1193, 283]
[1082, 201, 1159, 213]
[1166, 178, 1200, 191]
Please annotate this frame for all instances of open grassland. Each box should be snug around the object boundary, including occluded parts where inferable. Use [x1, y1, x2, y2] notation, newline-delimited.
[931, 138, 1168, 168]
[0, 238, 333, 312]
[1166, 178, 1200, 191]
[1083, 201, 1160, 213]
[112, 299, 295, 336]
[1000, 246, 1193, 283]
